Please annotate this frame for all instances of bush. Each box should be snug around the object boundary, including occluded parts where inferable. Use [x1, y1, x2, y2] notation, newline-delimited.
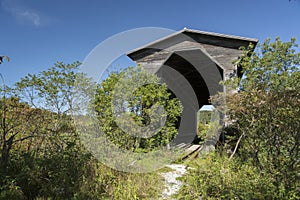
[74, 158, 163, 200]
[176, 152, 276, 199]
[0, 179, 24, 200]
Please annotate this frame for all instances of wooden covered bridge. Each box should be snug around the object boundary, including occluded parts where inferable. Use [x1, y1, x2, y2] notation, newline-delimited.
[127, 28, 258, 145]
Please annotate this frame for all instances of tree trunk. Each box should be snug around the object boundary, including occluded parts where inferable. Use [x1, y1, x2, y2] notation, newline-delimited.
[0, 136, 13, 173]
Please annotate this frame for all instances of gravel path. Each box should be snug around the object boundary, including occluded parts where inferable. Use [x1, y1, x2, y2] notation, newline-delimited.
[160, 164, 186, 199]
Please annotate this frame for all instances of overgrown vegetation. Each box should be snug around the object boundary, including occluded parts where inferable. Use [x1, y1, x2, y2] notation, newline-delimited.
[1, 37, 299, 199]
[0, 63, 166, 199]
[95, 67, 182, 152]
[177, 37, 300, 199]
[197, 110, 213, 144]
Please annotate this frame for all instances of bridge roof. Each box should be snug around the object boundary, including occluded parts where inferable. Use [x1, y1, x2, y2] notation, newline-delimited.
[127, 28, 258, 56]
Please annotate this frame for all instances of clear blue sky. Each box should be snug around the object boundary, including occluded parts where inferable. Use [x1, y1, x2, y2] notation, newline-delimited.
[1, 0, 300, 86]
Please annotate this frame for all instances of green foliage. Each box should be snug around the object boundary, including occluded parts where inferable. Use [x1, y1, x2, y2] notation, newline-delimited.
[226, 38, 300, 198]
[3, 37, 299, 199]
[232, 37, 300, 92]
[0, 179, 24, 200]
[197, 123, 210, 143]
[178, 37, 300, 199]
[177, 152, 276, 200]
[74, 158, 163, 199]
[15, 61, 83, 114]
[94, 66, 182, 152]
[0, 93, 48, 174]
[197, 110, 212, 143]
[1, 62, 165, 199]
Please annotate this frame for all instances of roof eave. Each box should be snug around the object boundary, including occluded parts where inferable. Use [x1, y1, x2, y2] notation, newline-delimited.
[127, 28, 259, 57]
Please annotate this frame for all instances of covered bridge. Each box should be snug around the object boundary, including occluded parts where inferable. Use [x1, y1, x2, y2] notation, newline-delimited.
[127, 28, 258, 144]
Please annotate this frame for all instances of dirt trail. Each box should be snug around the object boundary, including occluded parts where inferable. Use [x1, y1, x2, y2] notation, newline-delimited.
[160, 164, 186, 199]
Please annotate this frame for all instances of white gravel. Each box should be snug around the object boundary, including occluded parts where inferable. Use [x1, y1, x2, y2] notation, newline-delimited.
[160, 164, 187, 199]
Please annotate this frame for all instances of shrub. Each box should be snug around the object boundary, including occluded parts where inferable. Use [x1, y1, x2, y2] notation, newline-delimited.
[176, 152, 276, 199]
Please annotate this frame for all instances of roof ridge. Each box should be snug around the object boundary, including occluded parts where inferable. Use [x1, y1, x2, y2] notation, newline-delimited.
[181, 28, 258, 42]
[127, 28, 258, 56]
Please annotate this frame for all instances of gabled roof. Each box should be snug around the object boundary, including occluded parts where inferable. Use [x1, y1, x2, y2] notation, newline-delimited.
[182, 28, 258, 42]
[127, 28, 258, 56]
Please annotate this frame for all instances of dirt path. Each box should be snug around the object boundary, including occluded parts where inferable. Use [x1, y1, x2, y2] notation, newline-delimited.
[160, 164, 186, 199]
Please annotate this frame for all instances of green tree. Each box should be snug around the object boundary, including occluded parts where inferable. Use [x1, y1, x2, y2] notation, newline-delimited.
[10, 62, 92, 199]
[1, 62, 165, 199]
[225, 37, 300, 198]
[178, 38, 300, 199]
[0, 94, 47, 173]
[0, 62, 91, 199]
[14, 61, 91, 153]
[94, 66, 182, 152]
